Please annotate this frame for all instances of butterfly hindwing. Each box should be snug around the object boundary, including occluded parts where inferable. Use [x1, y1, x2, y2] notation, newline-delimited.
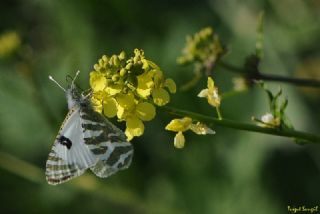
[79, 104, 133, 178]
[46, 107, 97, 185]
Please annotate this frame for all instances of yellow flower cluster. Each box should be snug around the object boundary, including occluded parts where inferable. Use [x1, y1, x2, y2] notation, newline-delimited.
[90, 49, 176, 140]
[177, 27, 224, 72]
[0, 31, 21, 58]
[165, 117, 215, 148]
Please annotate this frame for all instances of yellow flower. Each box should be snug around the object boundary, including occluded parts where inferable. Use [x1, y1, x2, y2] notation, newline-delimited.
[115, 93, 156, 140]
[232, 77, 248, 91]
[89, 49, 176, 141]
[198, 77, 221, 107]
[165, 117, 215, 148]
[151, 70, 176, 106]
[123, 102, 156, 140]
[0, 31, 21, 58]
[189, 122, 216, 135]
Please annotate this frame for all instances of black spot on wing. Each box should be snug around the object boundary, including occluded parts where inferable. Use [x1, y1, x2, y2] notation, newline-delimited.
[58, 136, 72, 149]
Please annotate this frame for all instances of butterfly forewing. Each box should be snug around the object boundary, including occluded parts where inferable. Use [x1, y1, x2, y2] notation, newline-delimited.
[46, 107, 97, 185]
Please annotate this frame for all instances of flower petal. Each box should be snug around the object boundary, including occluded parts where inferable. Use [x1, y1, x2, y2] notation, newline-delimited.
[165, 117, 192, 132]
[152, 88, 170, 106]
[125, 116, 144, 141]
[91, 92, 103, 113]
[105, 83, 122, 96]
[135, 102, 156, 121]
[103, 97, 117, 118]
[174, 131, 185, 149]
[137, 88, 152, 98]
[197, 89, 208, 98]
[90, 71, 106, 91]
[138, 72, 154, 88]
[164, 78, 177, 93]
[116, 93, 135, 110]
[207, 77, 215, 90]
[153, 69, 164, 87]
[137, 72, 154, 98]
[116, 104, 127, 120]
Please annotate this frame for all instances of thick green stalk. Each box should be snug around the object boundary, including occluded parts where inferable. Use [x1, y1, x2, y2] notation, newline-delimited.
[162, 106, 320, 143]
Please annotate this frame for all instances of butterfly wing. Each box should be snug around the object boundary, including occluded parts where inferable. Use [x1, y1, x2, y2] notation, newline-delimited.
[79, 105, 134, 178]
[46, 107, 97, 185]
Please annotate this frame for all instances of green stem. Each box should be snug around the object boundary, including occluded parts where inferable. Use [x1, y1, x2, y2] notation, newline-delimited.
[215, 106, 222, 120]
[218, 61, 320, 88]
[161, 106, 320, 143]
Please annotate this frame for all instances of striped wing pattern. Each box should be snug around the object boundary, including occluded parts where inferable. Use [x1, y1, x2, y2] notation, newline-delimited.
[80, 105, 133, 178]
[46, 108, 96, 185]
[46, 104, 133, 185]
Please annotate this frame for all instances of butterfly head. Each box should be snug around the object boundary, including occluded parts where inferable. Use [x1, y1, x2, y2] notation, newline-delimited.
[49, 70, 84, 109]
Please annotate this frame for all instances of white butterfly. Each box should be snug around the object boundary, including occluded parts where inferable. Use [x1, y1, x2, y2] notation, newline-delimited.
[46, 71, 133, 185]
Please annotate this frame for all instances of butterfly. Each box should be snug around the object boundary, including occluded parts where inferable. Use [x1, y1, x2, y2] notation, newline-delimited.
[46, 71, 133, 185]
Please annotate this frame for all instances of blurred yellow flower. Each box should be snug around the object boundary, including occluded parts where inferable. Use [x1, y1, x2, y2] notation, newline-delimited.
[0, 31, 21, 58]
[89, 49, 176, 141]
[177, 27, 224, 74]
[198, 77, 221, 107]
[232, 77, 248, 91]
[165, 117, 215, 149]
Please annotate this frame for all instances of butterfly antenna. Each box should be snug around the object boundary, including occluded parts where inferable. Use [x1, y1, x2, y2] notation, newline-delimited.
[71, 70, 81, 86]
[49, 75, 66, 92]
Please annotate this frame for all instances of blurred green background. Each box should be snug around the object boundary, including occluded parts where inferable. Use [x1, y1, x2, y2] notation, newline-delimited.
[1, 0, 320, 213]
